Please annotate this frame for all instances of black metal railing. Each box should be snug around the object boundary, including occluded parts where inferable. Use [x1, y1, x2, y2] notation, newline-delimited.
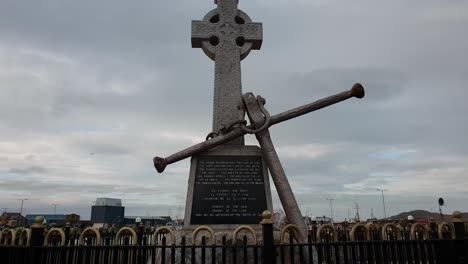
[1, 239, 467, 264]
[1, 211, 467, 264]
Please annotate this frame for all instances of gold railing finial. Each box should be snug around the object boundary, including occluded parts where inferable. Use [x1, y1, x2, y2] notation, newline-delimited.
[452, 211, 463, 223]
[32, 216, 45, 228]
[260, 210, 274, 225]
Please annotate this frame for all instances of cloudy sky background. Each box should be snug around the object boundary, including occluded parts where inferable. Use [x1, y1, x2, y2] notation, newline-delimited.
[0, 0, 467, 221]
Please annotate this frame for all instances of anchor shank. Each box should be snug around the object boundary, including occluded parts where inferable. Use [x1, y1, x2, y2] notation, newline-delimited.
[243, 92, 308, 241]
[257, 129, 308, 240]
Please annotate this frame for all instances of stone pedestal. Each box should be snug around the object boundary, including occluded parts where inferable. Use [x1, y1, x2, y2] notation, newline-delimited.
[184, 145, 273, 231]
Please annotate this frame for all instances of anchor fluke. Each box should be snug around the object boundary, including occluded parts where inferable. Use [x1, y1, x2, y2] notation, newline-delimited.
[153, 156, 167, 173]
[351, 83, 365, 99]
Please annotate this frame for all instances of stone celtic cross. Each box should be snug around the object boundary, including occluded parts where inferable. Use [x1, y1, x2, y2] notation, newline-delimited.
[191, 0, 262, 145]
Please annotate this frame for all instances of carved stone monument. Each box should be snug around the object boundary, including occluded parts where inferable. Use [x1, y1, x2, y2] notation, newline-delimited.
[186, 0, 272, 231]
[153, 0, 365, 240]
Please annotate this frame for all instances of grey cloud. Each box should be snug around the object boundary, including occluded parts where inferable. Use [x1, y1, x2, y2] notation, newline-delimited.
[8, 166, 49, 175]
[0, 0, 467, 220]
[249, 67, 408, 107]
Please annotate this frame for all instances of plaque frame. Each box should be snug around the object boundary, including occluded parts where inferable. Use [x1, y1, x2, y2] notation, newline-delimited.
[184, 145, 273, 231]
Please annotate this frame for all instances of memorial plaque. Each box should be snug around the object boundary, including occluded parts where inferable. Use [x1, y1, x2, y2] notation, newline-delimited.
[190, 155, 268, 224]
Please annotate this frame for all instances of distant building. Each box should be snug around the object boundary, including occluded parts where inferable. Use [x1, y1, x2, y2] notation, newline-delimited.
[25, 214, 80, 225]
[1, 212, 27, 226]
[26, 214, 65, 225]
[123, 216, 172, 227]
[65, 213, 81, 224]
[95, 198, 122, 207]
[315, 216, 332, 224]
[91, 198, 125, 226]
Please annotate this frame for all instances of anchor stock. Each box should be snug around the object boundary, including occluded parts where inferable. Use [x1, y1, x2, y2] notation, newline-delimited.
[153, 83, 364, 173]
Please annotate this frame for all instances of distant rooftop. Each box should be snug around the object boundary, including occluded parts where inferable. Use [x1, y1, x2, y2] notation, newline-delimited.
[25, 214, 66, 221]
[1, 212, 22, 217]
[95, 198, 122, 207]
[125, 216, 171, 221]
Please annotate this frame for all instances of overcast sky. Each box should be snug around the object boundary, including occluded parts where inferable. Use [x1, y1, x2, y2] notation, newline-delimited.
[0, 0, 467, 221]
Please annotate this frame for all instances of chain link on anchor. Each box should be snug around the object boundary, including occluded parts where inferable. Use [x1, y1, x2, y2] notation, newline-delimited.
[205, 120, 247, 140]
[205, 95, 271, 140]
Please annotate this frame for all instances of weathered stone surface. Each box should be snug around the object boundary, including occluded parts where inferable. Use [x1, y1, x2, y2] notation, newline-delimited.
[191, 0, 262, 145]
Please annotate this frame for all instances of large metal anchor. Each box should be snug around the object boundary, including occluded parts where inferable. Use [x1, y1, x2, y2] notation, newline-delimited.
[153, 83, 364, 240]
[154, 84, 364, 173]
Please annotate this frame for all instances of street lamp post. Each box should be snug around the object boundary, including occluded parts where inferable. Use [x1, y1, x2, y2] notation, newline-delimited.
[17, 199, 28, 226]
[18, 198, 28, 215]
[326, 198, 334, 224]
[52, 204, 59, 224]
[376, 189, 387, 218]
